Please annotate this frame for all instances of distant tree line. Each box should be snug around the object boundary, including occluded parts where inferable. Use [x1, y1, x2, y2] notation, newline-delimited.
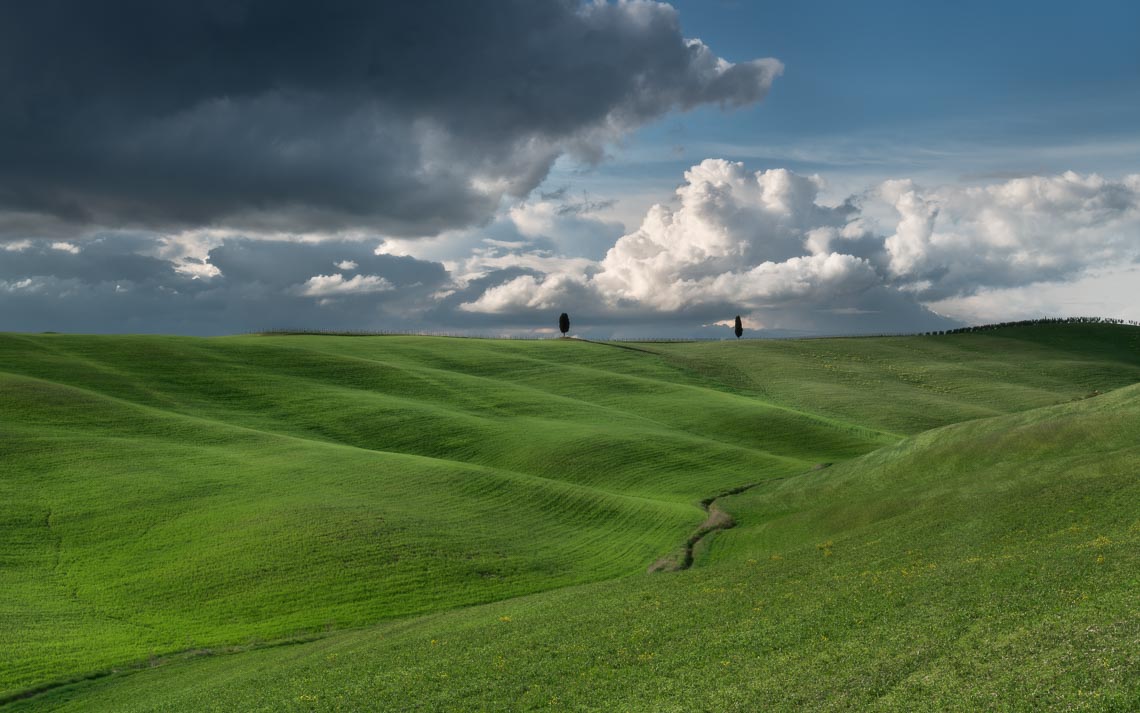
[919, 316, 1139, 336]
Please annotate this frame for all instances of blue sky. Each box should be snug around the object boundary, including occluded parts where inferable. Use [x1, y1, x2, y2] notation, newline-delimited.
[567, 0, 1140, 188]
[0, 1, 1137, 336]
[674, 0, 1140, 148]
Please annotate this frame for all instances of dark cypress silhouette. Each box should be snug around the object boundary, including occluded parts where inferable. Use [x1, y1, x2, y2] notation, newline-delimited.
[733, 315, 743, 339]
[558, 312, 570, 336]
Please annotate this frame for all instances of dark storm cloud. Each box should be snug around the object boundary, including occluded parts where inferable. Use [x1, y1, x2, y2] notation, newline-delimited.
[0, 0, 781, 236]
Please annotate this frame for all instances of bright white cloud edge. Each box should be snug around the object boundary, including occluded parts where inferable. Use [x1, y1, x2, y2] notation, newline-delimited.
[451, 161, 1140, 329]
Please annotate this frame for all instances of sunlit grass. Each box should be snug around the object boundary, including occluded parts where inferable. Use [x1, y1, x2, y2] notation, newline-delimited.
[1, 324, 1138, 709]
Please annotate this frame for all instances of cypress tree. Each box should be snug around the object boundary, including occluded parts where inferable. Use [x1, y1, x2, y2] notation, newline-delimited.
[559, 312, 570, 336]
[733, 315, 743, 339]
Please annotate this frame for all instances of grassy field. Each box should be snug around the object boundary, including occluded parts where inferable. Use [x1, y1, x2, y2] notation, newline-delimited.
[1, 324, 1137, 710]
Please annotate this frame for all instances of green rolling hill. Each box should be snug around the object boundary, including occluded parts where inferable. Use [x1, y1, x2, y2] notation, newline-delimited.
[1, 324, 1137, 710]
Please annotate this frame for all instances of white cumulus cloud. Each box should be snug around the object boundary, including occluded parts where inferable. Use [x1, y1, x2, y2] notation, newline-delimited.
[296, 273, 394, 298]
[591, 160, 865, 309]
[457, 160, 1140, 332]
[880, 171, 1140, 298]
[459, 274, 594, 314]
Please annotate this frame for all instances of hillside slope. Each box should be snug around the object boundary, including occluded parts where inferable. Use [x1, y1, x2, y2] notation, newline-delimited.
[1, 324, 1137, 709]
[14, 378, 1139, 712]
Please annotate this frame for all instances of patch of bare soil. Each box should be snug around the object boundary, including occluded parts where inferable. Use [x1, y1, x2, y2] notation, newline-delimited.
[647, 464, 832, 574]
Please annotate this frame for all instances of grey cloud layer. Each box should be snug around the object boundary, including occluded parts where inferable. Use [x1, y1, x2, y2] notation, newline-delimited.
[0, 0, 780, 236]
[0, 237, 449, 334]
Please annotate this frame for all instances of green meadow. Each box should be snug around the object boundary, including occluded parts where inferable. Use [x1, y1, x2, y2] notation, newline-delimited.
[1, 324, 1138, 710]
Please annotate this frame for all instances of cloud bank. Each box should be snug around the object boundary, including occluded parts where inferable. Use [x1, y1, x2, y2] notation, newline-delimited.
[0, 0, 780, 237]
[879, 172, 1140, 299]
[456, 161, 1140, 334]
[1, 3, 1131, 336]
[1, 163, 1135, 336]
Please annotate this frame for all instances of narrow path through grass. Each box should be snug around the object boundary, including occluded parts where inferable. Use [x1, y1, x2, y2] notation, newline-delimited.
[648, 463, 833, 573]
